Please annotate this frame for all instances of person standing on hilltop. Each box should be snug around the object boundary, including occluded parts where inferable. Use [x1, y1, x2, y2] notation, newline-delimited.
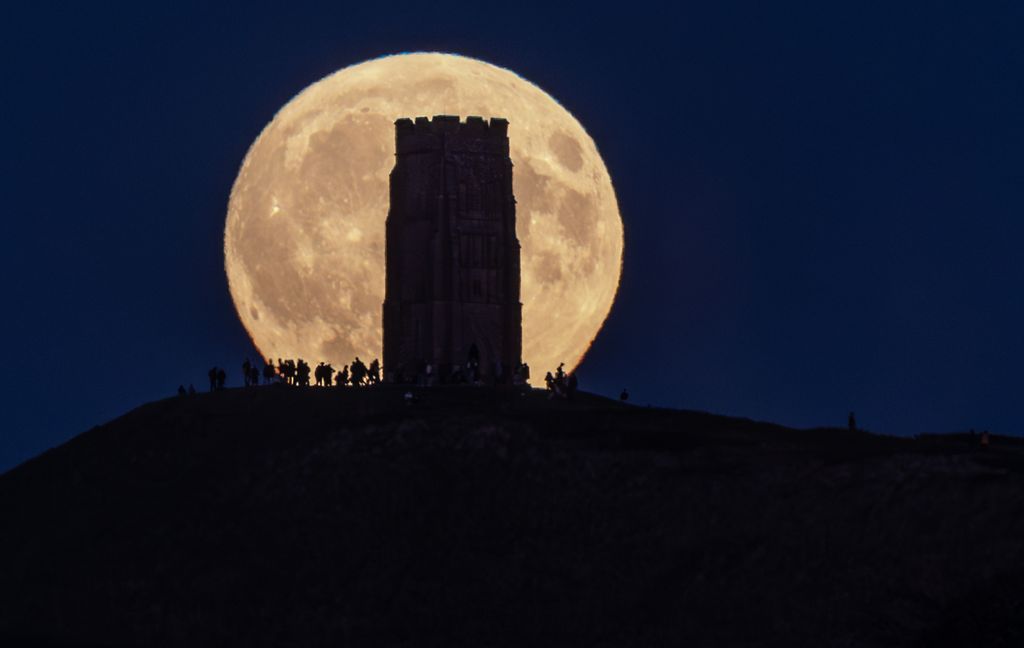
[296, 360, 310, 387]
[350, 358, 366, 386]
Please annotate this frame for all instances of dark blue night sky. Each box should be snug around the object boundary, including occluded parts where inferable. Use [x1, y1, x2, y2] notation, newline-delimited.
[2, 2, 1022, 471]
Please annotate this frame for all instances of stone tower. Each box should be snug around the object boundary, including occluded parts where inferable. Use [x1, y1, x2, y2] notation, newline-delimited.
[382, 115, 522, 383]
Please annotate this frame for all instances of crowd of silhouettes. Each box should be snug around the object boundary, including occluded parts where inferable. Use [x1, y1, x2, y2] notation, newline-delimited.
[261, 356, 383, 388]
[262, 351, 532, 389]
[195, 348, 544, 394]
[544, 362, 579, 400]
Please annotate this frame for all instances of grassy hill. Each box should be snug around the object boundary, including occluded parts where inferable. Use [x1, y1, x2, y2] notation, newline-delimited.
[2, 385, 1023, 647]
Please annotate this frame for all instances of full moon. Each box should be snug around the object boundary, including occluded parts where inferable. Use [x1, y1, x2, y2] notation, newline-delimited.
[225, 52, 623, 376]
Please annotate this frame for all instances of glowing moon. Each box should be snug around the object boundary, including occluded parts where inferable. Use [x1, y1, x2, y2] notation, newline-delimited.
[225, 52, 623, 376]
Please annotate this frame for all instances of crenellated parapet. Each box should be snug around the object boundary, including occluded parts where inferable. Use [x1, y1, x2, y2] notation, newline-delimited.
[394, 115, 509, 156]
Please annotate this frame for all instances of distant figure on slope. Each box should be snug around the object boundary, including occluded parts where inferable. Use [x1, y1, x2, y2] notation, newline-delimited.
[337, 365, 349, 387]
[249, 365, 260, 387]
[263, 359, 276, 384]
[620, 388, 629, 402]
[848, 412, 857, 433]
[368, 359, 381, 385]
[216, 368, 226, 390]
[315, 362, 326, 386]
[208, 367, 218, 392]
[544, 371, 555, 393]
[242, 359, 252, 387]
[177, 385, 187, 397]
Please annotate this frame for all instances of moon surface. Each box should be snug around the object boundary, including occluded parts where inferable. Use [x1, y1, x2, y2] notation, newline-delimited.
[225, 52, 623, 376]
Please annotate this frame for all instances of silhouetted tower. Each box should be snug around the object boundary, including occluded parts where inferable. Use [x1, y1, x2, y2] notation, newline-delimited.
[382, 115, 522, 383]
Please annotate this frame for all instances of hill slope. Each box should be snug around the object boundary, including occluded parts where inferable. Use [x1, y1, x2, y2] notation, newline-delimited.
[2, 385, 1023, 647]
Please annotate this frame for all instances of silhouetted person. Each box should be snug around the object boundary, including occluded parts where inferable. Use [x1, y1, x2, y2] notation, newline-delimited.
[263, 359, 275, 384]
[297, 359, 311, 387]
[315, 362, 326, 386]
[620, 388, 629, 402]
[555, 362, 566, 384]
[848, 412, 857, 433]
[242, 359, 252, 387]
[177, 385, 187, 397]
[188, 384, 196, 395]
[323, 363, 334, 386]
[216, 368, 226, 390]
[250, 366, 260, 387]
[208, 367, 217, 392]
[350, 357, 367, 386]
[544, 371, 555, 392]
[368, 359, 381, 385]
[337, 365, 349, 387]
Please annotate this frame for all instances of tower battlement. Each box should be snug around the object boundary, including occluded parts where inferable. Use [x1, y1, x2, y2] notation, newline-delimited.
[395, 115, 509, 136]
[394, 115, 510, 156]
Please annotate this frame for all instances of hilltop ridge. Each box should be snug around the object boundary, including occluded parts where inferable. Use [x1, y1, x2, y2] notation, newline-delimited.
[2, 385, 1023, 647]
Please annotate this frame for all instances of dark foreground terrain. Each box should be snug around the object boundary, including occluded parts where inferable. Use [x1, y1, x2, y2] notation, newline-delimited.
[2, 385, 1023, 647]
